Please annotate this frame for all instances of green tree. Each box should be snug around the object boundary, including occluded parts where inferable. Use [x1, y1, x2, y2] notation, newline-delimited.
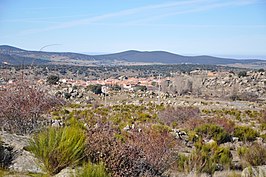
[87, 84, 102, 94]
[47, 75, 60, 85]
[238, 71, 247, 78]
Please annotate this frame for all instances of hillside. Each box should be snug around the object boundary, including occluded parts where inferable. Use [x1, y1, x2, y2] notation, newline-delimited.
[0, 45, 264, 66]
[94, 50, 263, 64]
[0, 53, 49, 65]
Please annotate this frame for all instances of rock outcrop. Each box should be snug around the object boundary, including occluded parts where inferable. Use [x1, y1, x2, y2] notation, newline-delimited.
[0, 132, 43, 174]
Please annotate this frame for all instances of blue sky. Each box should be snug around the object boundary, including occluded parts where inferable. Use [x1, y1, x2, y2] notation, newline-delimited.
[0, 0, 265, 58]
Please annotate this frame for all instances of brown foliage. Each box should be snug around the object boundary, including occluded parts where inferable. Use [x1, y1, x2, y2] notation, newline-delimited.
[0, 82, 63, 134]
[158, 106, 200, 127]
[182, 118, 206, 130]
[239, 143, 266, 167]
[207, 117, 235, 134]
[85, 124, 180, 177]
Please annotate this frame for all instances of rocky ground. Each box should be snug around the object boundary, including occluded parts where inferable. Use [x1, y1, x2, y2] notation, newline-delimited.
[1, 70, 266, 177]
[1, 127, 266, 177]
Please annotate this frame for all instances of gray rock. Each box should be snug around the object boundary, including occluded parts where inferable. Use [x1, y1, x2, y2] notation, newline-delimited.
[54, 167, 77, 177]
[206, 139, 216, 144]
[9, 150, 43, 174]
[71, 91, 78, 97]
[123, 125, 130, 131]
[232, 137, 239, 142]
[0, 131, 44, 174]
[241, 165, 266, 177]
[77, 93, 83, 98]
[0, 132, 30, 150]
[214, 170, 241, 177]
[68, 87, 73, 93]
[51, 120, 62, 127]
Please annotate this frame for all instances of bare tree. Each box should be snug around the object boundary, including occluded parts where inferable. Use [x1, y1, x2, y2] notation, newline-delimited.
[172, 75, 185, 95]
[0, 82, 63, 134]
[192, 76, 203, 97]
[230, 80, 239, 101]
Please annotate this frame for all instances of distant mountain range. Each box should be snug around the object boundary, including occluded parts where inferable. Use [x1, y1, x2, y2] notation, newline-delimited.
[0, 45, 265, 67]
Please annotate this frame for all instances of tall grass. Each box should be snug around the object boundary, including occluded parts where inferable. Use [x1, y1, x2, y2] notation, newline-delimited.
[76, 162, 109, 177]
[28, 126, 85, 175]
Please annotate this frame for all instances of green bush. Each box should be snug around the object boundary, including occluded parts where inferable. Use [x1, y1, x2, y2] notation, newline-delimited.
[27, 126, 86, 175]
[238, 71, 247, 78]
[176, 154, 189, 172]
[133, 85, 147, 92]
[151, 124, 171, 133]
[178, 141, 232, 174]
[76, 162, 109, 177]
[196, 142, 231, 174]
[195, 124, 231, 144]
[258, 68, 265, 72]
[87, 84, 102, 94]
[110, 85, 121, 91]
[46, 75, 59, 85]
[260, 123, 266, 131]
[233, 126, 259, 142]
[187, 131, 199, 142]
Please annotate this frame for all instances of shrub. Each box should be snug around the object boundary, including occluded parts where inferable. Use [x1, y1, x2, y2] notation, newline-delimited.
[238, 71, 247, 78]
[46, 75, 60, 85]
[245, 110, 260, 119]
[260, 123, 266, 131]
[110, 85, 121, 91]
[208, 118, 235, 134]
[0, 82, 63, 134]
[151, 124, 172, 133]
[258, 68, 264, 72]
[87, 84, 102, 94]
[133, 85, 147, 92]
[176, 154, 189, 172]
[195, 124, 231, 144]
[158, 106, 200, 128]
[183, 118, 206, 130]
[77, 162, 109, 177]
[27, 126, 86, 175]
[238, 144, 266, 167]
[178, 141, 232, 174]
[233, 126, 258, 142]
[85, 124, 179, 177]
[86, 125, 143, 177]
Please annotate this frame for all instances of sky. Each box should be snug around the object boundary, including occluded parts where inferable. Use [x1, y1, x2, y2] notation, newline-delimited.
[0, 0, 265, 58]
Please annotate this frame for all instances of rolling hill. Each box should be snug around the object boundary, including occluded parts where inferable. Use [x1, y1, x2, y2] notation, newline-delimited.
[0, 45, 264, 66]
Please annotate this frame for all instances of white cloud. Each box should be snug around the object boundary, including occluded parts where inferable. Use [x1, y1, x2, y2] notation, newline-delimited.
[16, 0, 260, 35]
[19, 0, 209, 34]
[122, 0, 258, 25]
